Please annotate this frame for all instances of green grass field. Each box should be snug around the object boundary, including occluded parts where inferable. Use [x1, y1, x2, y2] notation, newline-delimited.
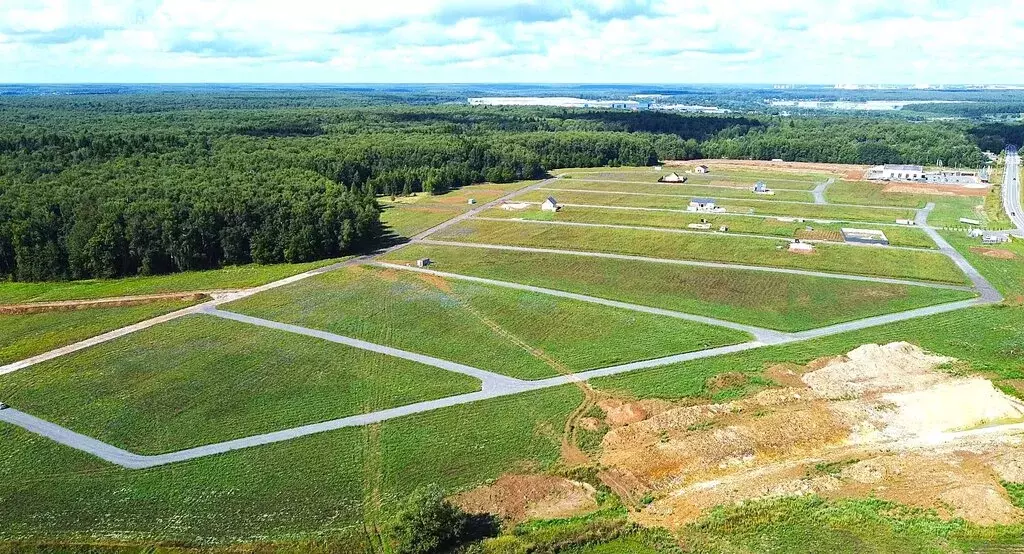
[0, 314, 481, 454]
[825, 180, 944, 208]
[382, 244, 975, 332]
[546, 180, 815, 202]
[516, 189, 916, 223]
[432, 219, 971, 285]
[0, 386, 581, 543]
[0, 300, 196, 366]
[379, 181, 532, 239]
[591, 304, 1024, 400]
[482, 205, 936, 249]
[225, 265, 747, 380]
[557, 167, 828, 191]
[0, 258, 348, 305]
[940, 230, 1024, 299]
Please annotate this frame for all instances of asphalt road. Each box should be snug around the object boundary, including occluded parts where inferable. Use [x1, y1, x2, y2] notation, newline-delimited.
[1003, 147, 1024, 234]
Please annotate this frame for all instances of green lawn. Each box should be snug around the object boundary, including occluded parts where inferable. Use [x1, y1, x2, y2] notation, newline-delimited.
[225, 265, 747, 380]
[516, 189, 916, 223]
[0, 258, 348, 305]
[481, 205, 936, 249]
[825, 180, 939, 208]
[557, 167, 827, 191]
[591, 304, 1024, 400]
[0, 300, 196, 366]
[0, 314, 481, 454]
[382, 244, 975, 332]
[940, 230, 1024, 299]
[379, 181, 532, 239]
[928, 196, 1002, 229]
[0, 386, 580, 543]
[431, 219, 971, 285]
[546, 180, 815, 203]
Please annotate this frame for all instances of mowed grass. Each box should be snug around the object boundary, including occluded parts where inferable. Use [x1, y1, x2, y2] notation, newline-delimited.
[825, 180, 945, 208]
[557, 167, 827, 191]
[379, 181, 533, 239]
[383, 244, 975, 332]
[0, 315, 481, 454]
[592, 304, 1024, 400]
[940, 230, 1024, 299]
[0, 300, 195, 366]
[546, 180, 815, 202]
[0, 386, 580, 543]
[0, 258, 347, 304]
[516, 189, 916, 223]
[225, 265, 747, 380]
[481, 205, 936, 249]
[432, 219, 971, 285]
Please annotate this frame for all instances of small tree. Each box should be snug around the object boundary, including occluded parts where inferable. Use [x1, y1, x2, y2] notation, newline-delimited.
[390, 484, 469, 554]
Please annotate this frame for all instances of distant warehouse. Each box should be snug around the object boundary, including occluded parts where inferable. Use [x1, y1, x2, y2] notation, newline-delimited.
[867, 164, 924, 181]
[841, 228, 890, 246]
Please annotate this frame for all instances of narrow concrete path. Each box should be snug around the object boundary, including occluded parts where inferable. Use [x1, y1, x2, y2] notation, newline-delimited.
[417, 239, 974, 291]
[373, 262, 783, 343]
[539, 187, 911, 211]
[811, 178, 833, 205]
[202, 307, 527, 393]
[470, 216, 936, 252]
[916, 203, 1003, 302]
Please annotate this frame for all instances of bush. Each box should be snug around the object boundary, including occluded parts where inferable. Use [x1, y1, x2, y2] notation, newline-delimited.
[390, 484, 497, 554]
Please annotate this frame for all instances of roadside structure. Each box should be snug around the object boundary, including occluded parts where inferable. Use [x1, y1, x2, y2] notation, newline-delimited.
[687, 198, 721, 213]
[981, 232, 1012, 245]
[693, 164, 710, 174]
[541, 196, 561, 212]
[659, 172, 687, 183]
[841, 228, 890, 246]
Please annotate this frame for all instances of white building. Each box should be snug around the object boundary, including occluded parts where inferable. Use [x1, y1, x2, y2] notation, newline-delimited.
[687, 198, 721, 213]
[752, 181, 774, 195]
[693, 165, 710, 174]
[541, 197, 560, 212]
[868, 164, 924, 181]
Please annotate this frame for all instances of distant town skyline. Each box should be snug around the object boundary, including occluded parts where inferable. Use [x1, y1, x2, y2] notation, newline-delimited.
[2, 0, 1023, 84]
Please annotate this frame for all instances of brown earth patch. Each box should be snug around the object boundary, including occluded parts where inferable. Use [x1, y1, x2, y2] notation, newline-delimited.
[882, 182, 989, 197]
[970, 247, 1017, 260]
[795, 229, 843, 242]
[453, 474, 598, 524]
[705, 372, 750, 394]
[415, 272, 453, 292]
[0, 291, 216, 315]
[765, 363, 808, 388]
[665, 159, 868, 179]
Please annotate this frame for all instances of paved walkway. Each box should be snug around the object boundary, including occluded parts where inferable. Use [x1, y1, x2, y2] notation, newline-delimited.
[916, 203, 1002, 302]
[417, 239, 974, 291]
[811, 178, 833, 205]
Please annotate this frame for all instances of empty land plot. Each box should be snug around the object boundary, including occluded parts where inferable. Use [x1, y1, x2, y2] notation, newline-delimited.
[515, 190, 916, 223]
[431, 219, 970, 285]
[379, 181, 533, 239]
[940, 230, 1024, 299]
[225, 265, 747, 380]
[480, 205, 936, 249]
[0, 258, 348, 305]
[558, 167, 826, 190]
[0, 299, 196, 366]
[382, 244, 976, 332]
[826, 180, 987, 209]
[0, 314, 481, 454]
[545, 180, 815, 202]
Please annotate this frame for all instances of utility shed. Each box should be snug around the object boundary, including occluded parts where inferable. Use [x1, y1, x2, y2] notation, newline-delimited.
[694, 165, 710, 174]
[416, 258, 431, 267]
[541, 196, 561, 212]
[841, 228, 889, 246]
[659, 172, 687, 183]
[752, 181, 773, 195]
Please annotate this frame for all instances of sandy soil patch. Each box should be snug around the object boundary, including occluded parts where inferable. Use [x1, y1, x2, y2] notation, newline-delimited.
[597, 342, 1024, 527]
[453, 474, 598, 524]
[0, 291, 216, 315]
[970, 247, 1017, 260]
[882, 182, 989, 197]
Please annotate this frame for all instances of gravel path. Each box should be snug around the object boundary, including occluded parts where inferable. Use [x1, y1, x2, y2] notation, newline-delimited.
[417, 239, 974, 291]
[916, 203, 1002, 302]
[811, 178, 833, 205]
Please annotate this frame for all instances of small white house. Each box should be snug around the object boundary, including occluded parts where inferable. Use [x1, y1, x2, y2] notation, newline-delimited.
[541, 196, 560, 212]
[659, 172, 687, 183]
[416, 258, 431, 268]
[687, 198, 720, 213]
[693, 164, 710, 174]
[467, 198, 476, 205]
[752, 181, 774, 195]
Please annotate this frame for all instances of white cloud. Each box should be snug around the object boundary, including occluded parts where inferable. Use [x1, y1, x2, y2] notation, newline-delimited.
[1, 0, 1023, 83]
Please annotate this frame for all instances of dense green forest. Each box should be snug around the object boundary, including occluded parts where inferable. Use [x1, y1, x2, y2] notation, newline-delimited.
[0, 92, 1015, 282]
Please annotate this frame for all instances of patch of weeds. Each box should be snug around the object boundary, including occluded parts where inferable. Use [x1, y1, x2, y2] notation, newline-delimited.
[806, 458, 860, 478]
[1001, 481, 1024, 509]
[936, 359, 973, 377]
[639, 492, 655, 506]
[658, 430, 670, 444]
[686, 421, 715, 433]
[995, 381, 1024, 401]
[873, 400, 898, 412]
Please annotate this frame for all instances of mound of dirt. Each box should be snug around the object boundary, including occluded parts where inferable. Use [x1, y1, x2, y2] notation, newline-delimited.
[453, 474, 598, 524]
[970, 247, 1017, 260]
[597, 342, 1024, 527]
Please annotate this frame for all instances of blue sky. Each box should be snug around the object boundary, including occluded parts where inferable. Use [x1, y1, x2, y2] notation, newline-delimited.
[2, 0, 1023, 84]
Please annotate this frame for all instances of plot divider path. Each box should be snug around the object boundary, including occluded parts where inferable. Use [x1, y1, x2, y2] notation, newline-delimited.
[0, 176, 1005, 469]
[811, 178, 833, 204]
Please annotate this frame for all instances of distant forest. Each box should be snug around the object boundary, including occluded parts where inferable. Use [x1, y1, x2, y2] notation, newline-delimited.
[0, 92, 1018, 282]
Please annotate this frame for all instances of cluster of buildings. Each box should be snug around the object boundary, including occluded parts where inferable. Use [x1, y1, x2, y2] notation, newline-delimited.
[865, 164, 988, 186]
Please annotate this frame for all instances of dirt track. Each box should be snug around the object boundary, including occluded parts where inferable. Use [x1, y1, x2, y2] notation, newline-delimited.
[0, 291, 233, 315]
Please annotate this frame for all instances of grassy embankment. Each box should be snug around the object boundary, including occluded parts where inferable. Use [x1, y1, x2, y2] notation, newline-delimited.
[515, 189, 916, 223]
[383, 244, 975, 333]
[0, 300, 196, 365]
[0, 314, 481, 454]
[226, 265, 747, 380]
[431, 219, 970, 285]
[481, 205, 936, 249]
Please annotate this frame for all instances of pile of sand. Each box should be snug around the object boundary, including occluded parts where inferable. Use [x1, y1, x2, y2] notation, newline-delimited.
[453, 474, 597, 524]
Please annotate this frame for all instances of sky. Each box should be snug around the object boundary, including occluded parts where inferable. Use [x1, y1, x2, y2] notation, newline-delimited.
[2, 0, 1024, 84]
